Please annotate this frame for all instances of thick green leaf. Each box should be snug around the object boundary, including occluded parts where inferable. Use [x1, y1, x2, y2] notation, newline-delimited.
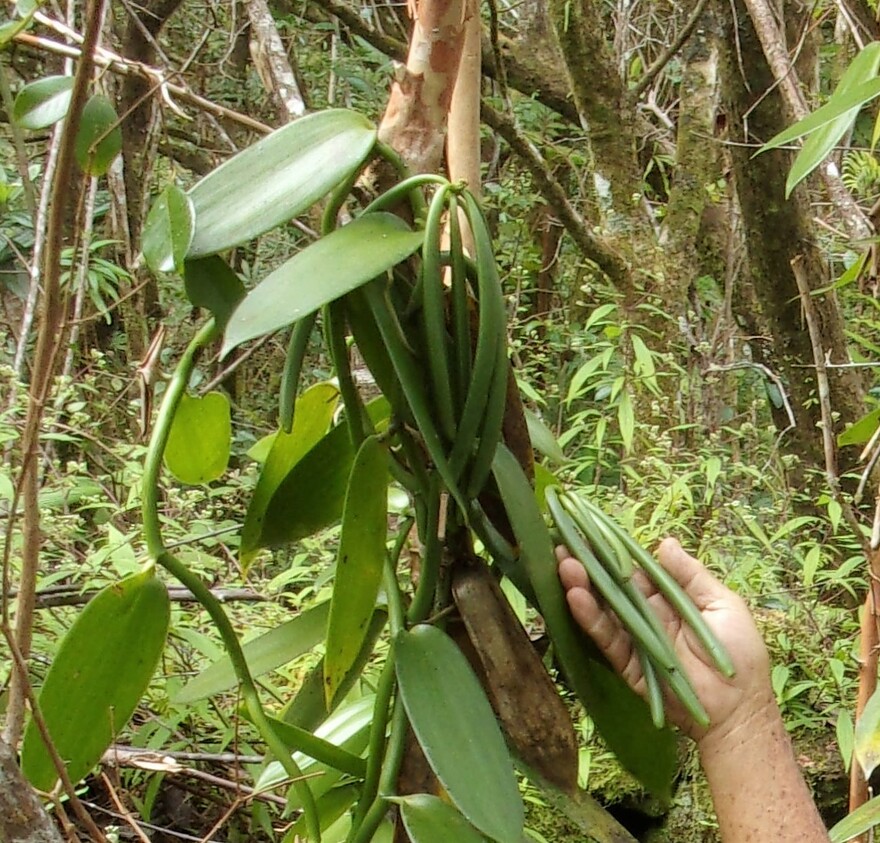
[187, 109, 376, 257]
[286, 784, 360, 841]
[256, 695, 374, 794]
[491, 444, 677, 801]
[839, 407, 880, 448]
[393, 794, 489, 842]
[395, 625, 524, 843]
[524, 407, 567, 464]
[282, 610, 387, 732]
[174, 600, 332, 703]
[143, 185, 195, 274]
[258, 397, 390, 551]
[324, 436, 388, 707]
[164, 392, 231, 485]
[222, 213, 424, 357]
[855, 686, 880, 780]
[183, 256, 246, 328]
[12, 75, 73, 129]
[74, 94, 122, 176]
[21, 567, 170, 791]
[240, 383, 340, 566]
[831, 794, 880, 842]
[784, 44, 880, 196]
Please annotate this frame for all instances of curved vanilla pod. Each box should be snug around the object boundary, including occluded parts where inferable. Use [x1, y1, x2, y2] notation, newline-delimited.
[577, 497, 736, 679]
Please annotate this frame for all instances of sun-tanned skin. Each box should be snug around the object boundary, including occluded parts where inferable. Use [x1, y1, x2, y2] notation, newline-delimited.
[557, 537, 829, 842]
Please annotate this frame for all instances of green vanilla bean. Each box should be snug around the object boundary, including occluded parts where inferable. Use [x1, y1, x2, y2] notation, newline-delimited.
[577, 497, 736, 678]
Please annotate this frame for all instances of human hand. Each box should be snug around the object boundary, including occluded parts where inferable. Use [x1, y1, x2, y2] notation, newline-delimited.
[557, 537, 775, 743]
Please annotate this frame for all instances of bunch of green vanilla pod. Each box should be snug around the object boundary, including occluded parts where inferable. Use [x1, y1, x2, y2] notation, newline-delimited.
[545, 487, 736, 728]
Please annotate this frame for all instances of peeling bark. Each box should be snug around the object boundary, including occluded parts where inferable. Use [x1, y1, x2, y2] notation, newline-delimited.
[377, 0, 467, 175]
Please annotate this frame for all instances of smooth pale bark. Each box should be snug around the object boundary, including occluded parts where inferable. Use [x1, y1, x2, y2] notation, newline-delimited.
[377, 0, 467, 175]
[246, 0, 307, 120]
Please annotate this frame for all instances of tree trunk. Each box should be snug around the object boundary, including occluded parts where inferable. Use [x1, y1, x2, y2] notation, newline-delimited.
[720, 0, 867, 473]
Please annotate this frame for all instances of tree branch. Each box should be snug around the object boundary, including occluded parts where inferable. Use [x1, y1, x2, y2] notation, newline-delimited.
[482, 102, 629, 283]
[627, 0, 711, 103]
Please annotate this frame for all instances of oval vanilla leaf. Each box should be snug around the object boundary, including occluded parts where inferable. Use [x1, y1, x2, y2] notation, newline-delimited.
[183, 256, 246, 328]
[21, 567, 170, 791]
[12, 75, 73, 129]
[395, 624, 524, 843]
[74, 94, 122, 176]
[187, 109, 376, 257]
[164, 392, 231, 485]
[221, 213, 424, 357]
[392, 794, 489, 843]
[257, 397, 390, 551]
[324, 435, 388, 707]
[143, 185, 195, 275]
[240, 382, 340, 567]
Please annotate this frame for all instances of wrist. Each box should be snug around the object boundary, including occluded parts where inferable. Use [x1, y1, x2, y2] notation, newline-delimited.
[696, 688, 781, 759]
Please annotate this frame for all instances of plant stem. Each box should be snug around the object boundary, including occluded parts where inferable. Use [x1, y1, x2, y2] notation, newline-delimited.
[142, 319, 321, 841]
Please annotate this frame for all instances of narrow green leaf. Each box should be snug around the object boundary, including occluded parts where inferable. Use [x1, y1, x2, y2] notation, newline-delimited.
[524, 407, 567, 465]
[143, 185, 195, 274]
[784, 44, 880, 195]
[240, 383, 340, 565]
[838, 709, 855, 774]
[491, 445, 677, 801]
[631, 334, 656, 380]
[12, 75, 73, 129]
[256, 695, 374, 794]
[839, 407, 880, 447]
[286, 784, 360, 841]
[761, 69, 880, 152]
[174, 600, 332, 703]
[74, 94, 122, 176]
[0, 5, 36, 47]
[222, 213, 424, 357]
[324, 436, 388, 707]
[830, 793, 880, 843]
[258, 397, 390, 551]
[392, 794, 489, 843]
[183, 256, 246, 328]
[396, 625, 524, 843]
[855, 686, 880, 780]
[21, 568, 170, 791]
[188, 109, 376, 257]
[282, 610, 387, 733]
[164, 392, 231, 485]
[617, 390, 634, 453]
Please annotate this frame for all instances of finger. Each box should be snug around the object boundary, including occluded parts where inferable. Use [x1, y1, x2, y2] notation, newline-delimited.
[656, 537, 730, 610]
[558, 554, 589, 591]
[565, 586, 634, 674]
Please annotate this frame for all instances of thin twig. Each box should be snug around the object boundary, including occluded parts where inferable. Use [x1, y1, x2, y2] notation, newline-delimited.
[482, 102, 629, 283]
[628, 0, 711, 102]
[5, 0, 107, 748]
[13, 32, 272, 135]
[100, 772, 152, 843]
